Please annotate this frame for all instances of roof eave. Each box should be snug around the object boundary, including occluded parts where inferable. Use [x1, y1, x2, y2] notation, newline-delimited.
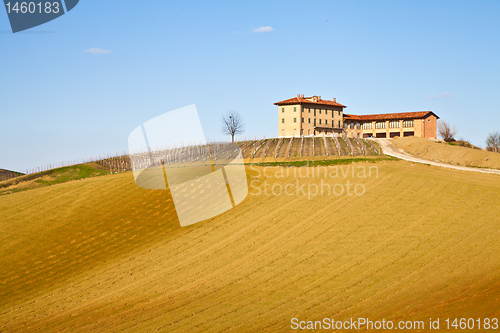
[274, 100, 346, 107]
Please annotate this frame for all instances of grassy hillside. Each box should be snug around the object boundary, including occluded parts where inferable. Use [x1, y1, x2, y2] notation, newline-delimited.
[391, 137, 500, 169]
[0, 163, 110, 195]
[1, 161, 499, 332]
[0, 155, 391, 197]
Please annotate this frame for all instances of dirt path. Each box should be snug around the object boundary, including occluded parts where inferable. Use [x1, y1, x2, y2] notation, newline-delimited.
[373, 138, 500, 175]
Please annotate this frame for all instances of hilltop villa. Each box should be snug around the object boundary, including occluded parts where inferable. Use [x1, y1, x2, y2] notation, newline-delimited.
[275, 95, 439, 139]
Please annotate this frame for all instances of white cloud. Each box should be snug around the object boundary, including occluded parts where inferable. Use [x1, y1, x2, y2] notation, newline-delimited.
[251, 26, 274, 33]
[85, 48, 112, 55]
[429, 92, 455, 99]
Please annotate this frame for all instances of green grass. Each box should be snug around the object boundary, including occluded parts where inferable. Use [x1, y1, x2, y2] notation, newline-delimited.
[0, 163, 110, 195]
[252, 156, 396, 167]
[445, 140, 480, 149]
[34, 164, 109, 184]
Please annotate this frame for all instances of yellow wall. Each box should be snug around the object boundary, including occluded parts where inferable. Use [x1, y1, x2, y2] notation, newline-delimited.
[414, 119, 423, 138]
[278, 104, 301, 137]
[278, 103, 438, 139]
[341, 119, 424, 139]
[293, 103, 343, 137]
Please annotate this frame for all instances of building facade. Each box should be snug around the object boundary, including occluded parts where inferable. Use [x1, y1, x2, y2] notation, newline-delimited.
[275, 95, 439, 139]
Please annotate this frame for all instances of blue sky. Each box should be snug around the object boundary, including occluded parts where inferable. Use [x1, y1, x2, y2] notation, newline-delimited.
[1, 0, 499, 172]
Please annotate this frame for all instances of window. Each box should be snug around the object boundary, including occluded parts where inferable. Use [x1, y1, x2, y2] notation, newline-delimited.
[376, 121, 386, 129]
[294, 107, 297, 112]
[357, 133, 360, 138]
[319, 109, 321, 114]
[343, 122, 347, 129]
[356, 122, 360, 129]
[314, 119, 316, 126]
[294, 118, 297, 123]
[389, 120, 400, 128]
[350, 122, 354, 129]
[282, 118, 285, 123]
[332, 110, 334, 118]
[282, 108, 284, 113]
[319, 119, 322, 125]
[307, 108, 310, 113]
[325, 119, 328, 125]
[338, 110, 341, 116]
[302, 118, 304, 123]
[363, 122, 373, 129]
[314, 109, 316, 116]
[308, 118, 311, 124]
[338, 121, 341, 128]
[403, 120, 414, 128]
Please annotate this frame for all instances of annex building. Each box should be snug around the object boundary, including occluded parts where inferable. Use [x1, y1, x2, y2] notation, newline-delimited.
[275, 95, 439, 139]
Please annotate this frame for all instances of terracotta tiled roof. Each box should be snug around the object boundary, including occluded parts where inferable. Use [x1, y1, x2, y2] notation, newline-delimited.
[344, 111, 439, 122]
[274, 96, 346, 107]
[314, 126, 343, 131]
[343, 114, 362, 121]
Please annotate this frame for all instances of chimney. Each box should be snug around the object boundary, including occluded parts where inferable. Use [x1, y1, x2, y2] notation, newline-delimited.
[297, 94, 300, 98]
[333, 98, 336, 103]
[318, 96, 321, 100]
[301, 94, 304, 98]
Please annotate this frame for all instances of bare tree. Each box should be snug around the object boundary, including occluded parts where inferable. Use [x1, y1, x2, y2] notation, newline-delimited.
[221, 110, 245, 142]
[438, 121, 458, 142]
[486, 131, 500, 153]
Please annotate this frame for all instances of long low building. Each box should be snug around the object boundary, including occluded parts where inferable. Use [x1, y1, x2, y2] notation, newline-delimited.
[275, 95, 439, 139]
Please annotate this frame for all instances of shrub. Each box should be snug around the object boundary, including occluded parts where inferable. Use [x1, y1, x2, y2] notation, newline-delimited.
[438, 121, 458, 142]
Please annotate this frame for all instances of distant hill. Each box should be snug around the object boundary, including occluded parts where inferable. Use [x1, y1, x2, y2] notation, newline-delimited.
[0, 169, 24, 180]
[0, 169, 23, 181]
[0, 163, 110, 195]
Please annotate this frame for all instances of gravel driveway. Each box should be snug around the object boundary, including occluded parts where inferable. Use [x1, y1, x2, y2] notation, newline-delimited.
[372, 138, 500, 176]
